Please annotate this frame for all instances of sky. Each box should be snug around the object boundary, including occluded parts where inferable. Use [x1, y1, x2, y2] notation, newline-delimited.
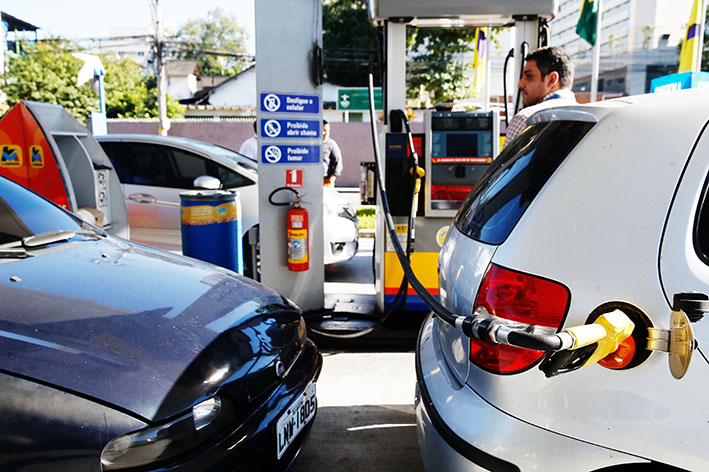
[4, 0, 256, 53]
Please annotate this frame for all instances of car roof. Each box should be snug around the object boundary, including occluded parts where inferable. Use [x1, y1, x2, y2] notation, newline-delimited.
[96, 133, 258, 173]
[532, 88, 709, 125]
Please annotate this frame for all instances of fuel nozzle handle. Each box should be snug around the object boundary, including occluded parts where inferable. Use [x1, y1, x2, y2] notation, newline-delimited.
[455, 308, 634, 357]
[455, 308, 572, 351]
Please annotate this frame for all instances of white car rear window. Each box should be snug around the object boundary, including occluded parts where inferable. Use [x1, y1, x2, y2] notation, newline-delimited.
[455, 120, 594, 245]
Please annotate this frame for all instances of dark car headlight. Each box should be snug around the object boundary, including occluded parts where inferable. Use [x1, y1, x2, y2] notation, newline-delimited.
[101, 395, 230, 470]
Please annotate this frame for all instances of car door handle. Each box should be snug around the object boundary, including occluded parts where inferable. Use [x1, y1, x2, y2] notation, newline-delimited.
[128, 193, 157, 204]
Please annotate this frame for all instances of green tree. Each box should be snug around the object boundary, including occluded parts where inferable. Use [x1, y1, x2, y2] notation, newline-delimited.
[103, 56, 184, 119]
[175, 8, 250, 76]
[4, 39, 184, 121]
[322, 0, 381, 86]
[407, 27, 479, 103]
[5, 39, 97, 122]
[322, 0, 483, 104]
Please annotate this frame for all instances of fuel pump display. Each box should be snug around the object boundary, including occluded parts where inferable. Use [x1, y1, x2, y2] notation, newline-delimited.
[375, 110, 500, 313]
[424, 110, 499, 217]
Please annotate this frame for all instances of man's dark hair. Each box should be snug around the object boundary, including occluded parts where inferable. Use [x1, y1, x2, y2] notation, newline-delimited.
[525, 46, 574, 89]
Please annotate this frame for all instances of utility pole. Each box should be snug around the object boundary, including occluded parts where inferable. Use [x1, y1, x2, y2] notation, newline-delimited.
[153, 0, 170, 135]
[590, 0, 602, 102]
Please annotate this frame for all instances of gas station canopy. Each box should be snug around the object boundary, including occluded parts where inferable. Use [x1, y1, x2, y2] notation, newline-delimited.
[368, 0, 557, 27]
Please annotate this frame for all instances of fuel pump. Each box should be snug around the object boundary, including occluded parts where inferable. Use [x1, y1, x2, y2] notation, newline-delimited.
[374, 109, 500, 313]
[0, 101, 129, 238]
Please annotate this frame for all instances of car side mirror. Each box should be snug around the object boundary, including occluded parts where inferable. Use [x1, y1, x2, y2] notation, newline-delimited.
[193, 175, 221, 190]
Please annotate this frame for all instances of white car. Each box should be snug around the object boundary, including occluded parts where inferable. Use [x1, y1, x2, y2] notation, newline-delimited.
[97, 134, 358, 277]
[416, 89, 709, 471]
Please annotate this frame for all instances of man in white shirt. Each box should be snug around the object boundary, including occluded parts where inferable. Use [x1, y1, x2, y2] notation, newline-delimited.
[239, 121, 258, 160]
[505, 47, 576, 147]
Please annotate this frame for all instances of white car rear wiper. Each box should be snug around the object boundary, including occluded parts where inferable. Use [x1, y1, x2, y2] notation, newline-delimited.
[22, 229, 106, 248]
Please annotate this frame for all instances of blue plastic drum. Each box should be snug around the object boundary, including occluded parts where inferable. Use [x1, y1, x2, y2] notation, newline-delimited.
[180, 190, 242, 274]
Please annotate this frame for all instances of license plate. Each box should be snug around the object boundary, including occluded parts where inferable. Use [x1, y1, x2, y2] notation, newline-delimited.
[276, 382, 317, 459]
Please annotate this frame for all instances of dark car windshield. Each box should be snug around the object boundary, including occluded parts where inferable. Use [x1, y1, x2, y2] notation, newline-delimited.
[455, 120, 595, 245]
[0, 177, 82, 245]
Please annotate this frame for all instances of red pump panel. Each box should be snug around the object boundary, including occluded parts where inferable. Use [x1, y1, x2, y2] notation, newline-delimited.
[0, 103, 72, 210]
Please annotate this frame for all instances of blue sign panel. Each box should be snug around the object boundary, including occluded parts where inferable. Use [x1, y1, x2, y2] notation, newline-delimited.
[651, 71, 709, 93]
[261, 144, 321, 165]
[260, 92, 320, 114]
[260, 118, 320, 139]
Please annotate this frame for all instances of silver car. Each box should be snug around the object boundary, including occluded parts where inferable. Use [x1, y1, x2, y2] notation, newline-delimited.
[97, 134, 359, 276]
[417, 89, 709, 471]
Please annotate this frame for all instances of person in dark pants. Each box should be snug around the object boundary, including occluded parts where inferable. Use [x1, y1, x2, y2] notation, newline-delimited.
[322, 119, 343, 187]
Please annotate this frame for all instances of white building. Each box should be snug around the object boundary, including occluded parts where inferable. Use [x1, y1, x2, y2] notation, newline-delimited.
[165, 59, 199, 101]
[551, 0, 694, 96]
[95, 27, 153, 68]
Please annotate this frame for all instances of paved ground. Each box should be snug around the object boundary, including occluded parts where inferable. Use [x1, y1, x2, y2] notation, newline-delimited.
[290, 352, 424, 472]
[291, 237, 426, 471]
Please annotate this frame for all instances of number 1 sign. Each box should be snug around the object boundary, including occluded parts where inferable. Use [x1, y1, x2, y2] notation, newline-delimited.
[285, 169, 303, 189]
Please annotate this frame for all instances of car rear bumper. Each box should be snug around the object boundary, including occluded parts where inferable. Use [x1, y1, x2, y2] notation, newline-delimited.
[414, 313, 646, 472]
[323, 215, 359, 265]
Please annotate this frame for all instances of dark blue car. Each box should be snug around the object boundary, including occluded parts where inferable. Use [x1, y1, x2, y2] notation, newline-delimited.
[0, 175, 321, 471]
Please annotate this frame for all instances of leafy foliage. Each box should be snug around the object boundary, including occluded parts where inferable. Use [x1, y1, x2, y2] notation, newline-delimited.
[104, 57, 184, 119]
[5, 39, 97, 122]
[4, 39, 184, 122]
[322, 0, 481, 103]
[175, 8, 250, 76]
[407, 27, 479, 103]
[322, 0, 382, 86]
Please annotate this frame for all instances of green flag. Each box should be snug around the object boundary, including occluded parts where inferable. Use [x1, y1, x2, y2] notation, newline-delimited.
[576, 0, 598, 46]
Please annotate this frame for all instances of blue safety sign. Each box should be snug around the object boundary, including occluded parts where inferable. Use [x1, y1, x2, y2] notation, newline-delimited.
[260, 118, 320, 139]
[260, 92, 320, 114]
[261, 144, 321, 165]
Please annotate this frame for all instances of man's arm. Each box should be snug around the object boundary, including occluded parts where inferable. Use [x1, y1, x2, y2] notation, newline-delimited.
[329, 140, 343, 177]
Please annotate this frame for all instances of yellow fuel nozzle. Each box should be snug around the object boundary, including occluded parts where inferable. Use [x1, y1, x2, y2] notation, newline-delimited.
[410, 166, 426, 213]
[563, 309, 635, 367]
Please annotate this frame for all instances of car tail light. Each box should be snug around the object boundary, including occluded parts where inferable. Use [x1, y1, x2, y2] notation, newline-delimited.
[471, 264, 570, 374]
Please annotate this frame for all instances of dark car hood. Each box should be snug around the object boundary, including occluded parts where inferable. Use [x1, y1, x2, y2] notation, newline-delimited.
[0, 237, 294, 421]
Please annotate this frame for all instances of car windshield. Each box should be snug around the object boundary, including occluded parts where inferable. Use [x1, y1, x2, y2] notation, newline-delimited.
[0, 177, 86, 246]
[455, 120, 595, 245]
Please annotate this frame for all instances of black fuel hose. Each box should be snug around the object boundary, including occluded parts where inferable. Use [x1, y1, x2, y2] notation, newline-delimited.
[366, 72, 460, 328]
[502, 48, 514, 128]
[513, 41, 529, 115]
[304, 66, 417, 339]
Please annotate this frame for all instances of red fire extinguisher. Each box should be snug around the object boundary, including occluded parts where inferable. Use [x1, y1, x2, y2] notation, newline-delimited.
[287, 202, 309, 271]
